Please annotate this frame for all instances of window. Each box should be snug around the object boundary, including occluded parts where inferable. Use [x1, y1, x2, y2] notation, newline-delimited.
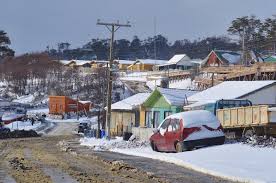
[164, 111, 172, 118]
[145, 111, 152, 128]
[171, 119, 180, 132]
[159, 119, 170, 136]
[153, 111, 160, 128]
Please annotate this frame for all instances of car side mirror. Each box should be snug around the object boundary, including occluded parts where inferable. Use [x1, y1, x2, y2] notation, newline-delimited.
[153, 129, 159, 134]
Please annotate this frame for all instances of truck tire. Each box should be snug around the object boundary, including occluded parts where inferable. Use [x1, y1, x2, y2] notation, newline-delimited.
[243, 128, 255, 138]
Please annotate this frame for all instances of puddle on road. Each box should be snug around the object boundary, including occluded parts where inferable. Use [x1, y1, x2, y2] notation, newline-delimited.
[24, 148, 78, 183]
[42, 167, 78, 183]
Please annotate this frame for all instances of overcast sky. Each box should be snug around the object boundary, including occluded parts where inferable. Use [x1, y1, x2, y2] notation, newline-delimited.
[1, 0, 276, 54]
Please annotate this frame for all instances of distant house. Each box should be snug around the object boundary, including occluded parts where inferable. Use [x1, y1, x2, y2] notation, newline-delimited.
[187, 81, 276, 107]
[128, 59, 168, 71]
[157, 54, 198, 70]
[140, 88, 198, 128]
[90, 60, 109, 68]
[202, 50, 242, 67]
[59, 60, 93, 68]
[114, 60, 136, 70]
[202, 50, 263, 67]
[49, 96, 91, 116]
[110, 93, 151, 136]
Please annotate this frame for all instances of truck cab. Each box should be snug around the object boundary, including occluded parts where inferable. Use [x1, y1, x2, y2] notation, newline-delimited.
[184, 99, 252, 115]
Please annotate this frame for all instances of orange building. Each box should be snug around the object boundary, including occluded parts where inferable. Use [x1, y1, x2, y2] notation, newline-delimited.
[49, 96, 91, 115]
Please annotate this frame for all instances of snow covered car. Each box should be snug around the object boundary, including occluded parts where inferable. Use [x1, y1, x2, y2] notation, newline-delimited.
[150, 110, 225, 152]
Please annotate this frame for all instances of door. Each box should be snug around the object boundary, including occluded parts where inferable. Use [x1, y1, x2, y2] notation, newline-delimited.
[164, 118, 181, 151]
[153, 111, 160, 128]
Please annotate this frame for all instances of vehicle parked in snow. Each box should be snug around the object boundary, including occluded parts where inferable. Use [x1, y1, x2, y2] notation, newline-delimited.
[1, 107, 27, 124]
[78, 121, 91, 133]
[217, 105, 276, 137]
[150, 110, 225, 152]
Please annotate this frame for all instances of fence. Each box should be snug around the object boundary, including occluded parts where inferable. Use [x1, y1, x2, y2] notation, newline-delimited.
[132, 127, 154, 141]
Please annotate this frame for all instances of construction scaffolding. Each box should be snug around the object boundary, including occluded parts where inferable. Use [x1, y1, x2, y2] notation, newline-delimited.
[195, 63, 276, 90]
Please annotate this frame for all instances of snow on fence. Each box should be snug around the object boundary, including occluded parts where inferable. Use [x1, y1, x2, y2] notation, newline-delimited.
[132, 127, 154, 141]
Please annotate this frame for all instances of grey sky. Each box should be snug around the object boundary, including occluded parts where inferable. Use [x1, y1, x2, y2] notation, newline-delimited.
[0, 0, 276, 54]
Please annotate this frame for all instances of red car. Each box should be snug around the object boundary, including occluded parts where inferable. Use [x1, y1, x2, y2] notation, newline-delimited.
[150, 110, 225, 152]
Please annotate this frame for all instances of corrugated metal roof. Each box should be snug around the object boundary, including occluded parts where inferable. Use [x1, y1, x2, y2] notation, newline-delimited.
[188, 81, 276, 102]
[167, 54, 190, 64]
[158, 88, 198, 106]
[111, 93, 151, 110]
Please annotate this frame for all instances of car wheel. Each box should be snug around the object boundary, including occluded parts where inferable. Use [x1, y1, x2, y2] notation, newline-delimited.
[151, 141, 159, 152]
[175, 142, 184, 153]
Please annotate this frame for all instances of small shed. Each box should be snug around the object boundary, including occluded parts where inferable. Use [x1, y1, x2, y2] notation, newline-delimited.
[140, 88, 198, 128]
[187, 81, 276, 106]
[49, 96, 91, 116]
[110, 93, 150, 136]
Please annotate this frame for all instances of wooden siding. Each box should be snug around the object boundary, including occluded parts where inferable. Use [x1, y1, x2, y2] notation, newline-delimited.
[110, 111, 136, 136]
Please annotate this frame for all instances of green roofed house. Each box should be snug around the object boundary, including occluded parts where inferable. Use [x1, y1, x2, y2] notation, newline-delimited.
[139, 88, 198, 128]
[264, 56, 276, 63]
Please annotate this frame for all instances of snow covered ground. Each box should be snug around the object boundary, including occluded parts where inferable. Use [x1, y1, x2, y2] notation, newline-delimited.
[27, 108, 49, 115]
[5, 121, 41, 131]
[80, 137, 276, 183]
[13, 94, 35, 104]
[169, 78, 195, 89]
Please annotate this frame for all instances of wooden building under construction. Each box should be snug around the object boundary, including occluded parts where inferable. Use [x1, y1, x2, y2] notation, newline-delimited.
[49, 96, 91, 115]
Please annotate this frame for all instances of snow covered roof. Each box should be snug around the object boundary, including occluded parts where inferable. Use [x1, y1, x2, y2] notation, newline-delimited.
[136, 59, 168, 65]
[167, 54, 191, 64]
[184, 100, 216, 109]
[114, 60, 136, 65]
[158, 88, 198, 106]
[202, 50, 241, 65]
[59, 60, 92, 66]
[188, 81, 276, 102]
[79, 101, 91, 104]
[111, 93, 151, 111]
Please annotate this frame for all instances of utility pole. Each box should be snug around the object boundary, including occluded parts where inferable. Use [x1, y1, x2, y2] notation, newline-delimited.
[242, 28, 246, 65]
[97, 20, 131, 139]
[154, 17, 157, 60]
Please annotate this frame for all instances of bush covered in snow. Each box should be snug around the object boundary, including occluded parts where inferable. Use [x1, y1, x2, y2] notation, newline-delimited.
[80, 137, 150, 151]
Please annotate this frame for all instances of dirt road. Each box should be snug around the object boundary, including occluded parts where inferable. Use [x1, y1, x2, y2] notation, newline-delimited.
[0, 123, 237, 183]
[45, 122, 78, 136]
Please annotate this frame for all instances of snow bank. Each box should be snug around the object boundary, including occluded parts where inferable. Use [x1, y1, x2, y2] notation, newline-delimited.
[46, 117, 89, 123]
[80, 137, 149, 151]
[5, 121, 41, 131]
[27, 108, 49, 115]
[113, 144, 276, 183]
[81, 136, 276, 183]
[169, 78, 194, 89]
[13, 95, 35, 104]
